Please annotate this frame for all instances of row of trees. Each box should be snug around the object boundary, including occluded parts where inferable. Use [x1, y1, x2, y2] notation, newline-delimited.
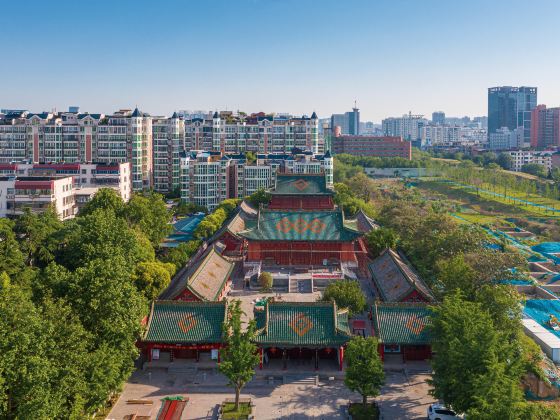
[0, 189, 177, 418]
[193, 199, 241, 239]
[437, 161, 560, 206]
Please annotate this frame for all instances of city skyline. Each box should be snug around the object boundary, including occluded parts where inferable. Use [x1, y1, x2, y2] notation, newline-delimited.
[1, 0, 559, 121]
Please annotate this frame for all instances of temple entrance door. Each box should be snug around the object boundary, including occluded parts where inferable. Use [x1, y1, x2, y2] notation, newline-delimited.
[174, 348, 197, 359]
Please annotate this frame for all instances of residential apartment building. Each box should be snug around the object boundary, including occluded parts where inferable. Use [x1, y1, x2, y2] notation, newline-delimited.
[0, 176, 76, 220]
[180, 150, 333, 211]
[1, 109, 319, 195]
[488, 86, 537, 146]
[488, 127, 521, 151]
[431, 111, 446, 125]
[183, 111, 319, 155]
[0, 162, 131, 202]
[382, 113, 427, 144]
[152, 113, 185, 192]
[531, 105, 560, 149]
[332, 135, 411, 159]
[506, 150, 552, 172]
[0, 109, 152, 190]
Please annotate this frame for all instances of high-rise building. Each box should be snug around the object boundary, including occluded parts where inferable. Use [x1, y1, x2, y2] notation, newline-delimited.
[330, 106, 360, 135]
[432, 111, 446, 125]
[0, 108, 153, 191]
[382, 113, 427, 144]
[488, 86, 537, 146]
[152, 112, 185, 193]
[184, 111, 318, 155]
[530, 105, 560, 149]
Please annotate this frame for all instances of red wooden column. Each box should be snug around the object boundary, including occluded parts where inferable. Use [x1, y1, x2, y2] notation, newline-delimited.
[338, 346, 344, 371]
[259, 348, 263, 370]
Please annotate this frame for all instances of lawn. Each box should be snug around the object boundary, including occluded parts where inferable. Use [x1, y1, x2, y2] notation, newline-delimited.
[221, 402, 252, 419]
[349, 402, 380, 420]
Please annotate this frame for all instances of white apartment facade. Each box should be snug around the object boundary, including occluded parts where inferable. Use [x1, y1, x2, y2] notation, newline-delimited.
[0, 162, 131, 202]
[185, 111, 319, 155]
[0, 109, 152, 191]
[382, 113, 428, 143]
[506, 150, 552, 172]
[0, 176, 76, 220]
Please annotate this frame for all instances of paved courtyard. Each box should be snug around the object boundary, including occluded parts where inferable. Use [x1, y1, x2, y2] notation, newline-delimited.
[107, 366, 434, 419]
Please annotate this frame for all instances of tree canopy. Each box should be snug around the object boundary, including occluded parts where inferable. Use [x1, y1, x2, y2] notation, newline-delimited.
[321, 280, 366, 316]
[344, 336, 385, 407]
[219, 300, 260, 410]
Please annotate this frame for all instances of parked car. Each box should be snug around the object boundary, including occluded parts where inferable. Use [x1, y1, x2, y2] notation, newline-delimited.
[427, 403, 463, 420]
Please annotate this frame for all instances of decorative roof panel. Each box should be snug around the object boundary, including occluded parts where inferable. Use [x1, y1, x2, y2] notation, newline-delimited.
[144, 301, 226, 344]
[373, 303, 432, 345]
[254, 302, 352, 347]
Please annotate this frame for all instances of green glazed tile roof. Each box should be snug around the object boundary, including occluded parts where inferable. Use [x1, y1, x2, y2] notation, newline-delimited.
[373, 303, 432, 345]
[238, 210, 361, 242]
[144, 301, 226, 344]
[254, 302, 352, 347]
[271, 174, 332, 196]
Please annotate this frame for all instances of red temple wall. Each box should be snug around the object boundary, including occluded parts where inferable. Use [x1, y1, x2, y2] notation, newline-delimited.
[400, 289, 429, 303]
[174, 288, 202, 302]
[269, 196, 334, 210]
[247, 240, 357, 265]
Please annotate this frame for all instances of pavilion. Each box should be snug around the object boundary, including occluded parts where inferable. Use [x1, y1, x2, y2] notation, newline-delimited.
[141, 300, 226, 363]
[253, 301, 352, 370]
[372, 302, 432, 362]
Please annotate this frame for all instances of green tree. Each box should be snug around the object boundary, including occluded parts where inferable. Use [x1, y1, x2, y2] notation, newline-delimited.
[429, 291, 525, 418]
[521, 163, 547, 178]
[247, 188, 271, 207]
[0, 218, 25, 277]
[219, 300, 260, 411]
[516, 402, 560, 419]
[123, 192, 172, 246]
[0, 279, 58, 419]
[365, 228, 399, 257]
[15, 206, 62, 267]
[497, 153, 513, 170]
[134, 260, 175, 300]
[258, 271, 273, 291]
[80, 188, 124, 216]
[58, 209, 154, 270]
[321, 280, 366, 316]
[245, 151, 257, 164]
[344, 336, 385, 407]
[160, 240, 201, 270]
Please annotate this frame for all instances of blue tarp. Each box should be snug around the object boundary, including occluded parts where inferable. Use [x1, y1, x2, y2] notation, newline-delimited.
[532, 242, 560, 264]
[524, 300, 560, 338]
[498, 279, 533, 286]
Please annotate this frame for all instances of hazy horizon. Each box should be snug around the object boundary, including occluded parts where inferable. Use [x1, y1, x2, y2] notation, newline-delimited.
[1, 0, 559, 121]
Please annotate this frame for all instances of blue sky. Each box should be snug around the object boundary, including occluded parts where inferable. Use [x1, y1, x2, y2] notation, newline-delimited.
[1, 0, 559, 121]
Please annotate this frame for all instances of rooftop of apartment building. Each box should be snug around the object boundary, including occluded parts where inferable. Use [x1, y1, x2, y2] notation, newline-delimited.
[180, 148, 331, 161]
[0, 109, 318, 124]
